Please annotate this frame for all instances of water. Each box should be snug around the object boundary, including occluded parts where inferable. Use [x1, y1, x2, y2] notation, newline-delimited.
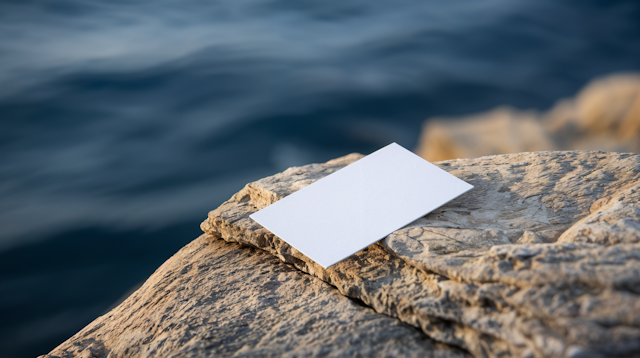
[0, 0, 639, 356]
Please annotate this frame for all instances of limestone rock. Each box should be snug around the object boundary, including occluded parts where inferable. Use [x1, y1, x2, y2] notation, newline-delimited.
[41, 234, 467, 358]
[43, 150, 639, 358]
[201, 150, 640, 358]
[415, 107, 557, 161]
[416, 74, 640, 162]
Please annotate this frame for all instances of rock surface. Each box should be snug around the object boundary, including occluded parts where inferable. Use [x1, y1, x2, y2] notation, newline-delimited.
[201, 151, 640, 358]
[416, 74, 640, 161]
[41, 234, 467, 358]
[44, 150, 640, 358]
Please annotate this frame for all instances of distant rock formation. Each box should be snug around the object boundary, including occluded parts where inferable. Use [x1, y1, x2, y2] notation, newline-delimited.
[43, 151, 640, 358]
[416, 74, 640, 162]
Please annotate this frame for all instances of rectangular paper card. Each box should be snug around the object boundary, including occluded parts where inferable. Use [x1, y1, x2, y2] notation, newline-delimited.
[250, 142, 473, 268]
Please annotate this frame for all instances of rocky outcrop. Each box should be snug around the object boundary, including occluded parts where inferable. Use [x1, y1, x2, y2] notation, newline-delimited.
[200, 151, 640, 357]
[416, 74, 640, 161]
[43, 151, 640, 358]
[41, 234, 467, 358]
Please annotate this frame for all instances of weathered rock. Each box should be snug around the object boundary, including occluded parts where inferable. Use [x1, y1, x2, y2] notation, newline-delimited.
[43, 150, 639, 358]
[416, 74, 640, 161]
[415, 107, 558, 162]
[201, 150, 640, 358]
[41, 234, 467, 358]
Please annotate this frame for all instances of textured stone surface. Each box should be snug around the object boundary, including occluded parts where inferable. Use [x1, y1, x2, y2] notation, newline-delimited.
[201, 150, 640, 358]
[43, 150, 640, 358]
[416, 73, 640, 161]
[41, 234, 467, 358]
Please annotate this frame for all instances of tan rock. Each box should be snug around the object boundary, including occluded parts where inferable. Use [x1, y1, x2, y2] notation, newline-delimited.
[44, 150, 640, 358]
[202, 150, 640, 357]
[574, 74, 640, 139]
[41, 234, 467, 358]
[417, 74, 640, 162]
[416, 106, 557, 161]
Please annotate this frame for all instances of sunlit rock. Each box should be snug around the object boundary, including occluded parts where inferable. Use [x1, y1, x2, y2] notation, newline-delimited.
[416, 74, 640, 161]
[43, 151, 640, 358]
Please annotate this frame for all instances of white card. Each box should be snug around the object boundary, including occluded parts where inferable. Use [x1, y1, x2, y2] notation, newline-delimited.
[250, 143, 473, 268]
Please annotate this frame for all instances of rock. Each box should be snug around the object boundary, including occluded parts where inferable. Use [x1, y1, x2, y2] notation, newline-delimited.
[201, 150, 640, 358]
[415, 106, 558, 162]
[416, 74, 640, 162]
[43, 150, 640, 358]
[41, 234, 468, 358]
[546, 74, 640, 152]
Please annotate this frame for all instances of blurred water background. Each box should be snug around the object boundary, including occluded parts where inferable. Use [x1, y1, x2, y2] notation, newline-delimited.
[1, 0, 639, 356]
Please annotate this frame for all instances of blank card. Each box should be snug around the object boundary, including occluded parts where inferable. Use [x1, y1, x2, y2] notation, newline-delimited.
[249, 142, 473, 268]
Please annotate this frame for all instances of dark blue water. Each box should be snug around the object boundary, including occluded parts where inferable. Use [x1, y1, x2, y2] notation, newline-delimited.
[1, 0, 639, 356]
